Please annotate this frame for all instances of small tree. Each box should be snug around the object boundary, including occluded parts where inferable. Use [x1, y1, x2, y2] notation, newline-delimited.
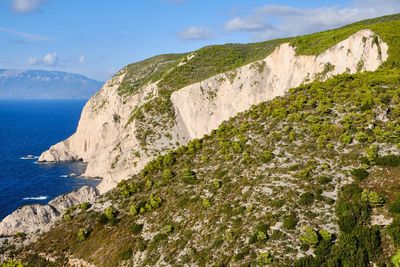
[77, 228, 90, 241]
[300, 226, 319, 247]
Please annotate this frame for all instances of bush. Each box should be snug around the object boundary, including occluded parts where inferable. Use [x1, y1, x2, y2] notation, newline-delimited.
[120, 249, 133, 260]
[390, 196, 400, 214]
[375, 154, 400, 167]
[257, 252, 273, 265]
[102, 206, 118, 225]
[318, 176, 332, 185]
[202, 198, 212, 208]
[299, 192, 315, 206]
[80, 202, 91, 211]
[350, 168, 369, 181]
[392, 250, 400, 267]
[261, 150, 274, 163]
[300, 226, 319, 247]
[131, 223, 144, 234]
[388, 218, 400, 246]
[355, 132, 368, 143]
[77, 228, 90, 241]
[181, 168, 197, 184]
[283, 212, 298, 230]
[162, 168, 174, 182]
[250, 223, 269, 243]
[361, 189, 385, 206]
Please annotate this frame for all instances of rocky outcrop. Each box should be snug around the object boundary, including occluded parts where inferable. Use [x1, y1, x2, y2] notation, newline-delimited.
[0, 186, 98, 236]
[39, 29, 388, 193]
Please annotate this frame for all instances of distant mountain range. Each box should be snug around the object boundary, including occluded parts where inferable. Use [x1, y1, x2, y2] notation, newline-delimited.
[0, 69, 104, 99]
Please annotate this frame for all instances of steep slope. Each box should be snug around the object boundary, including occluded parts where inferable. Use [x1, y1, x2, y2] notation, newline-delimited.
[17, 68, 400, 266]
[2, 14, 398, 266]
[0, 70, 103, 99]
[39, 28, 388, 193]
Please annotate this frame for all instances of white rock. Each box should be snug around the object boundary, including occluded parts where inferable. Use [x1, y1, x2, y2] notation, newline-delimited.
[0, 186, 98, 236]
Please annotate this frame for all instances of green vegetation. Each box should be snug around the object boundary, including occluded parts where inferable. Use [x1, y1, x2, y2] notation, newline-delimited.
[10, 14, 400, 266]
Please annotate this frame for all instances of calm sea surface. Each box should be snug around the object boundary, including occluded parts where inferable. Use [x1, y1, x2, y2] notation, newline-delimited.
[0, 100, 99, 220]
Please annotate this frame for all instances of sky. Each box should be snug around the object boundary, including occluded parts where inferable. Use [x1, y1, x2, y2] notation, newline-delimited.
[1, 0, 399, 81]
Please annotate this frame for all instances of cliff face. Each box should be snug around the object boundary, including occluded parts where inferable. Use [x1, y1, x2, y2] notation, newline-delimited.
[39, 30, 388, 193]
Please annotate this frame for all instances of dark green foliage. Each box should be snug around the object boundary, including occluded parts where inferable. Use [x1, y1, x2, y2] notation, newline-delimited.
[260, 150, 274, 163]
[375, 154, 400, 167]
[388, 217, 400, 246]
[131, 223, 144, 234]
[181, 168, 197, 184]
[283, 212, 298, 230]
[389, 196, 400, 214]
[100, 206, 118, 225]
[350, 168, 369, 181]
[299, 192, 315, 206]
[250, 223, 269, 244]
[120, 249, 133, 260]
[77, 228, 90, 241]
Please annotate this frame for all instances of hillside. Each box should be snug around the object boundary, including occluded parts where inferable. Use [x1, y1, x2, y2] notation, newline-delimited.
[1, 14, 400, 266]
[0, 70, 103, 99]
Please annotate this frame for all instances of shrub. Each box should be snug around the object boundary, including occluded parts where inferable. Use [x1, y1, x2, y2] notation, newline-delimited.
[361, 189, 385, 206]
[120, 249, 133, 260]
[129, 203, 138, 215]
[213, 179, 222, 189]
[261, 150, 274, 163]
[250, 223, 269, 243]
[355, 132, 368, 143]
[318, 176, 332, 185]
[388, 218, 400, 246]
[162, 168, 174, 182]
[300, 226, 319, 247]
[131, 223, 144, 234]
[389, 196, 400, 213]
[340, 133, 352, 144]
[365, 145, 379, 161]
[1, 261, 24, 267]
[299, 192, 315, 206]
[202, 198, 212, 208]
[350, 168, 369, 181]
[77, 228, 90, 241]
[80, 202, 91, 211]
[102, 206, 118, 225]
[181, 168, 197, 184]
[257, 252, 273, 265]
[375, 154, 400, 167]
[283, 212, 298, 230]
[392, 250, 400, 267]
[318, 229, 332, 241]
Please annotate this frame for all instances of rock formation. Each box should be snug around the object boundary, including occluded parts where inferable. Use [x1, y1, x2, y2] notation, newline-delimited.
[0, 186, 98, 236]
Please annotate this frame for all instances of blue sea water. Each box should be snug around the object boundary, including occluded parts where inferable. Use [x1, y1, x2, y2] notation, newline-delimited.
[0, 100, 99, 220]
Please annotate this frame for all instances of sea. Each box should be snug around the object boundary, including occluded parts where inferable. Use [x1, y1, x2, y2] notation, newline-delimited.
[0, 100, 100, 220]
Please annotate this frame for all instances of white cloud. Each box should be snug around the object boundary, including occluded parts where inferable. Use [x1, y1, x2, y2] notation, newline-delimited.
[28, 52, 59, 66]
[79, 54, 85, 64]
[224, 0, 400, 41]
[225, 17, 266, 32]
[0, 26, 51, 41]
[11, 0, 46, 13]
[178, 26, 214, 41]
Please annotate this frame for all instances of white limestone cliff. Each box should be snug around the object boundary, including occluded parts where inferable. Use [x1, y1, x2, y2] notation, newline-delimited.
[38, 29, 388, 194]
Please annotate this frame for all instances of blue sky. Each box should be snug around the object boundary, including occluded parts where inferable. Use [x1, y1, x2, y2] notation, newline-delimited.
[1, 0, 399, 81]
